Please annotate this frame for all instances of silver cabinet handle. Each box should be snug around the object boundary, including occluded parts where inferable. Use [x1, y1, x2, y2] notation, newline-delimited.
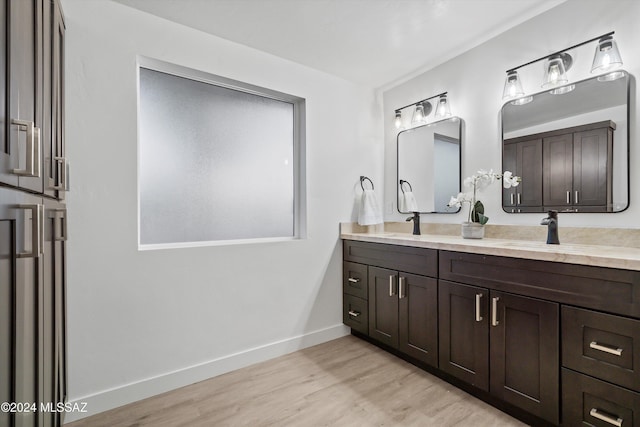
[517, 193, 521, 205]
[11, 119, 41, 177]
[590, 408, 623, 427]
[51, 156, 68, 191]
[566, 191, 571, 204]
[510, 193, 514, 205]
[16, 204, 44, 258]
[53, 208, 68, 241]
[398, 277, 405, 299]
[590, 341, 623, 356]
[491, 297, 500, 326]
[347, 277, 360, 283]
[575, 190, 579, 204]
[348, 310, 360, 318]
[389, 275, 396, 297]
[475, 293, 483, 322]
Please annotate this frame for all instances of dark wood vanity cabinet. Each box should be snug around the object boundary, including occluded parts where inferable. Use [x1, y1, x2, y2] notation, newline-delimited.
[343, 239, 640, 426]
[343, 241, 438, 367]
[504, 121, 614, 213]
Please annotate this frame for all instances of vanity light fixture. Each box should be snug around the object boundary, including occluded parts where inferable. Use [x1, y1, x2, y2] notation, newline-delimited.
[394, 110, 403, 129]
[434, 94, 451, 119]
[393, 92, 445, 129]
[502, 31, 623, 102]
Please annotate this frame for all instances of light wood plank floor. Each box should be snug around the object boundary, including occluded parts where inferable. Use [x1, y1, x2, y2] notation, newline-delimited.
[65, 336, 527, 426]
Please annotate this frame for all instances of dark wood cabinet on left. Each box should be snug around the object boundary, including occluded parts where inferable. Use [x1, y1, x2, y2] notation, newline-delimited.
[1, 1, 66, 426]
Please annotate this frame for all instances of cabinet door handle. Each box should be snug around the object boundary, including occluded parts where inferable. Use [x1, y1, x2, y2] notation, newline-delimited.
[389, 275, 396, 297]
[347, 277, 360, 283]
[517, 193, 521, 205]
[589, 341, 623, 356]
[11, 119, 41, 177]
[575, 190, 579, 204]
[348, 310, 360, 318]
[589, 408, 623, 427]
[398, 277, 405, 299]
[53, 208, 68, 241]
[566, 191, 571, 204]
[510, 193, 514, 205]
[491, 297, 500, 326]
[16, 204, 44, 258]
[51, 156, 68, 191]
[475, 293, 483, 322]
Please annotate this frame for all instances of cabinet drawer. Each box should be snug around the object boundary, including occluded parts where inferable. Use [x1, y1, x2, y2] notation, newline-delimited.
[562, 306, 640, 392]
[439, 251, 640, 318]
[343, 240, 437, 277]
[562, 368, 640, 427]
[343, 294, 368, 335]
[343, 262, 367, 299]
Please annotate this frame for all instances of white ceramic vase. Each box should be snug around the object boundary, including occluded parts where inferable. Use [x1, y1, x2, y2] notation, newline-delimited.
[461, 222, 485, 239]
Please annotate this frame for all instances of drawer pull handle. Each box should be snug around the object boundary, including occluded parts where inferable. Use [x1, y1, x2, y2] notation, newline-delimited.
[348, 310, 360, 318]
[475, 293, 483, 322]
[590, 341, 623, 356]
[590, 408, 623, 427]
[347, 277, 360, 283]
[491, 297, 499, 327]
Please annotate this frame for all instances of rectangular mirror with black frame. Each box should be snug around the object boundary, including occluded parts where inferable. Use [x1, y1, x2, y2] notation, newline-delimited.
[501, 71, 630, 213]
[397, 117, 462, 214]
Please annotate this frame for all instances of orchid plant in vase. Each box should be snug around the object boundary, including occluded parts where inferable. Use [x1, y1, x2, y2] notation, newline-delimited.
[448, 169, 521, 238]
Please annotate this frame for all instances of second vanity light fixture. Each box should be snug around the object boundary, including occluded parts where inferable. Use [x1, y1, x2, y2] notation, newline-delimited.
[503, 31, 624, 104]
[394, 92, 451, 129]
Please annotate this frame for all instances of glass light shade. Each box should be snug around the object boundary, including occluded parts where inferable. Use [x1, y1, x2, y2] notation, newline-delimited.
[411, 103, 427, 125]
[394, 111, 403, 129]
[549, 84, 575, 95]
[542, 55, 568, 88]
[510, 96, 533, 106]
[597, 70, 626, 82]
[502, 71, 524, 99]
[434, 95, 451, 118]
[591, 35, 623, 74]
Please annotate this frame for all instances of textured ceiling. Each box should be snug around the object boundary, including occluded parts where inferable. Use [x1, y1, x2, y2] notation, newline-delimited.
[114, 0, 567, 88]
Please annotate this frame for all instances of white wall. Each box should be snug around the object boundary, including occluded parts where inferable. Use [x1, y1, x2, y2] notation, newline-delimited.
[384, 0, 640, 227]
[62, 0, 382, 420]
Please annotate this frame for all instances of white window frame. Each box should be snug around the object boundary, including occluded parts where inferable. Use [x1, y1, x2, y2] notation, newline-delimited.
[136, 56, 306, 250]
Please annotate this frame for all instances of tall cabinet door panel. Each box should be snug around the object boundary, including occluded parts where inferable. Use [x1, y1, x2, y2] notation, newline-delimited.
[489, 291, 559, 425]
[368, 267, 398, 348]
[543, 133, 573, 207]
[0, 0, 15, 188]
[0, 187, 43, 427]
[7, 0, 44, 193]
[0, 187, 15, 427]
[517, 139, 542, 207]
[438, 280, 489, 391]
[573, 127, 611, 209]
[398, 273, 437, 367]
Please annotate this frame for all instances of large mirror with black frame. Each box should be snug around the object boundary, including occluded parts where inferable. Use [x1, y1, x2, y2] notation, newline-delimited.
[397, 117, 462, 214]
[501, 71, 630, 213]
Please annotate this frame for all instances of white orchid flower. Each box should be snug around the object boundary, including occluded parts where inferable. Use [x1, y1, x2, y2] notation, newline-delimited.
[502, 170, 521, 188]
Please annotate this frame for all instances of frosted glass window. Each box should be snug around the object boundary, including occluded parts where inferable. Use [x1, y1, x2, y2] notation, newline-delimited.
[137, 60, 304, 248]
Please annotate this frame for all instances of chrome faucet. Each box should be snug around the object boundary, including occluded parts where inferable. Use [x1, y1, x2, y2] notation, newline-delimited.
[406, 212, 420, 235]
[540, 210, 559, 244]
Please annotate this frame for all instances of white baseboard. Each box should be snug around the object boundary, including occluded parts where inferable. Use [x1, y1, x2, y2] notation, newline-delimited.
[64, 324, 350, 424]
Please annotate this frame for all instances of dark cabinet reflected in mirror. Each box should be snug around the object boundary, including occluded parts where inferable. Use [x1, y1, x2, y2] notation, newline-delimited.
[397, 118, 461, 214]
[501, 71, 630, 213]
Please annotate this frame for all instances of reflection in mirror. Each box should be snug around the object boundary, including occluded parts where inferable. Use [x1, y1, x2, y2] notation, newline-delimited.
[397, 118, 461, 214]
[502, 71, 630, 213]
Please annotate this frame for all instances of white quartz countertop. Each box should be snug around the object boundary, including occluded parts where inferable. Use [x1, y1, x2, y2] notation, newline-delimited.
[341, 229, 640, 271]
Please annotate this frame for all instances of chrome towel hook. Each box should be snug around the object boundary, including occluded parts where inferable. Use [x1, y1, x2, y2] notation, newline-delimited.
[399, 179, 413, 194]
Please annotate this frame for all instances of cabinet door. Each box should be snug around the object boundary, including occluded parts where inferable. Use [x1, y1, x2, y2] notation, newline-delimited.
[502, 142, 517, 210]
[516, 139, 542, 207]
[4, 0, 44, 193]
[543, 133, 573, 207]
[368, 267, 398, 348]
[489, 291, 559, 424]
[573, 127, 611, 209]
[438, 280, 489, 391]
[0, 187, 43, 427]
[43, 0, 66, 199]
[0, 187, 14, 427]
[398, 273, 437, 367]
